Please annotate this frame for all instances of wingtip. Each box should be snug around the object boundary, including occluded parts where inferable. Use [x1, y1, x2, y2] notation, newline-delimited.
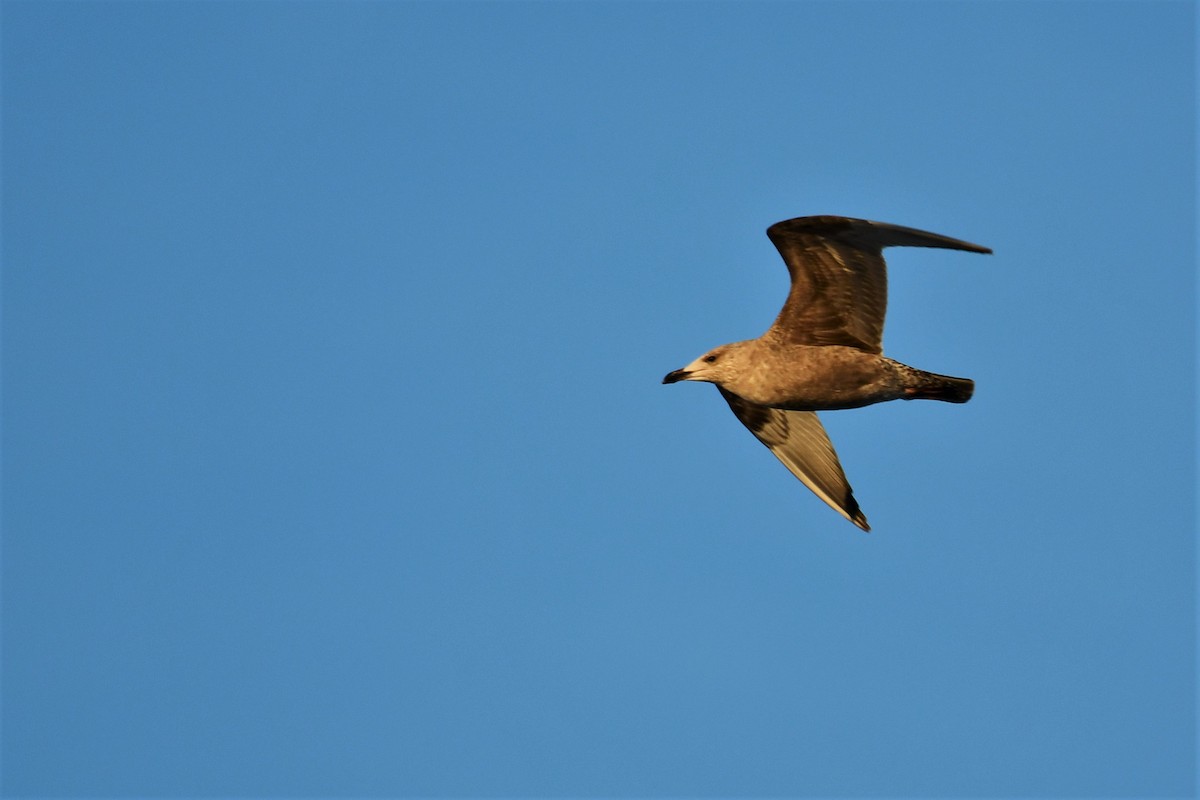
[847, 497, 870, 532]
[767, 215, 992, 257]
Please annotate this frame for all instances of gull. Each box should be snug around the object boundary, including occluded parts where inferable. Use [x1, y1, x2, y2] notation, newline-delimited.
[663, 215, 990, 531]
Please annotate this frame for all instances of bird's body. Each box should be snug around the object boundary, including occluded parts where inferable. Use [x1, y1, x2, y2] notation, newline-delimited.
[677, 340, 971, 411]
[663, 215, 990, 531]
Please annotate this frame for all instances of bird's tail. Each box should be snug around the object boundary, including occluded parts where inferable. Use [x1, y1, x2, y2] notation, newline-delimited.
[895, 364, 975, 403]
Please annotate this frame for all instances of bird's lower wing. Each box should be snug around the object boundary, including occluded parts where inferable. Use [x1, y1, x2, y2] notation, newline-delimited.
[719, 388, 869, 531]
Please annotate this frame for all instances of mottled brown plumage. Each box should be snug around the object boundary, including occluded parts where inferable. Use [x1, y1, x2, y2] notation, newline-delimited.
[663, 215, 990, 531]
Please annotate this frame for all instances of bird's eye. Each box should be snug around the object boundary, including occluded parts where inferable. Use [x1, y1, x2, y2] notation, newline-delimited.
[703, 354, 718, 363]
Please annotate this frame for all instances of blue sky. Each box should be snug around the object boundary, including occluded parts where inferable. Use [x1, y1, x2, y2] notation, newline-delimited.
[2, 1, 1194, 797]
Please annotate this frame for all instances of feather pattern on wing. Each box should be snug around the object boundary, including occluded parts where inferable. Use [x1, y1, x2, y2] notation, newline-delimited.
[765, 216, 991, 353]
[719, 387, 870, 531]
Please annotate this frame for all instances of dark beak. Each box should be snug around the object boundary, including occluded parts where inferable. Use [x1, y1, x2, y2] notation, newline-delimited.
[662, 369, 689, 384]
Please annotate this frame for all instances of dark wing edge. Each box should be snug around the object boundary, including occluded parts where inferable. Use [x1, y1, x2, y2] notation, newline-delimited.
[767, 215, 992, 256]
[719, 388, 870, 532]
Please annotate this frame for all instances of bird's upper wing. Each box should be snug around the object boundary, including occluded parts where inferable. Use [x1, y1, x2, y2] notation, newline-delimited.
[765, 216, 991, 353]
[719, 388, 869, 531]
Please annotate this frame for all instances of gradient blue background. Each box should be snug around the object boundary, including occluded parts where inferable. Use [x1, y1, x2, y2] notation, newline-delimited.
[2, 1, 1195, 797]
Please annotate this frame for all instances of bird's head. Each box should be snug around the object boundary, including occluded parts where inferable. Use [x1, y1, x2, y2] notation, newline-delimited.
[662, 342, 748, 386]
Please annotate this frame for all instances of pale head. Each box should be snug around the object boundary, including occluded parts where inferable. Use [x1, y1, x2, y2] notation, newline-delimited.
[662, 341, 755, 387]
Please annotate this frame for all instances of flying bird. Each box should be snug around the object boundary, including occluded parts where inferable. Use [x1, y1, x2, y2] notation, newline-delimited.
[663, 215, 990, 531]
